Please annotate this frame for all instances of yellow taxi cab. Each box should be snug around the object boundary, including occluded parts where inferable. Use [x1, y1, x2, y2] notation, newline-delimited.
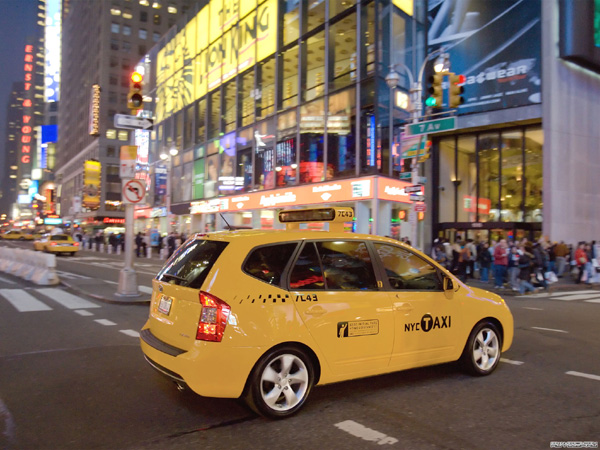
[33, 234, 80, 255]
[1, 230, 33, 240]
[140, 207, 514, 419]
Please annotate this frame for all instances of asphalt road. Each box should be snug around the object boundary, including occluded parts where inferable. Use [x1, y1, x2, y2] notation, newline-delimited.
[0, 242, 598, 449]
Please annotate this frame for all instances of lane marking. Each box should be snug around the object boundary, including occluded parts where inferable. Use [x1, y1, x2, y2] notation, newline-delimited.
[531, 326, 568, 333]
[105, 280, 117, 285]
[550, 290, 599, 297]
[334, 420, 398, 445]
[55, 270, 91, 280]
[0, 275, 16, 284]
[584, 299, 600, 304]
[500, 358, 524, 365]
[0, 289, 52, 312]
[74, 310, 94, 316]
[36, 288, 101, 309]
[94, 319, 116, 326]
[120, 329, 140, 337]
[522, 307, 544, 310]
[566, 371, 600, 382]
[551, 294, 600, 301]
[138, 286, 153, 294]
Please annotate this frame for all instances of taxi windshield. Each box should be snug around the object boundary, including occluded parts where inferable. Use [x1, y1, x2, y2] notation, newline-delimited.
[156, 239, 228, 289]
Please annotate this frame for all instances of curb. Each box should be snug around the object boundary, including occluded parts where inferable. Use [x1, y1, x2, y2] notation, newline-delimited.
[59, 279, 151, 306]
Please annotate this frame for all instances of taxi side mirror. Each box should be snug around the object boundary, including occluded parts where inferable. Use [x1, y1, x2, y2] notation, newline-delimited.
[443, 276, 454, 291]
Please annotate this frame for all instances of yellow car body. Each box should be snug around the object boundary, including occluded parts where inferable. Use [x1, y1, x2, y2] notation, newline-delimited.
[33, 234, 80, 255]
[1, 230, 33, 240]
[140, 207, 514, 418]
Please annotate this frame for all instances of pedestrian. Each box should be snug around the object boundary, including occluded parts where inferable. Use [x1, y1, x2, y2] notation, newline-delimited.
[554, 240, 569, 277]
[135, 232, 143, 257]
[508, 245, 521, 291]
[477, 242, 492, 282]
[167, 232, 176, 258]
[493, 239, 509, 289]
[466, 239, 477, 278]
[575, 242, 589, 284]
[456, 240, 471, 282]
[532, 243, 549, 290]
[518, 244, 537, 295]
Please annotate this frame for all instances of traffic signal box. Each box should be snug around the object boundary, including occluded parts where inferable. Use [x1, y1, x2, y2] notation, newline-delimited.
[448, 73, 465, 108]
[128, 71, 144, 112]
[426, 73, 444, 108]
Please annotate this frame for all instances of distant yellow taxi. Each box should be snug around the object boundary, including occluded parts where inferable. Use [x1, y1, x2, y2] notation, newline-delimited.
[33, 234, 80, 255]
[140, 207, 514, 419]
[1, 230, 33, 240]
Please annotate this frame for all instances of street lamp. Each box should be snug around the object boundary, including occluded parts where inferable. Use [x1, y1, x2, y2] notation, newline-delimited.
[159, 147, 178, 233]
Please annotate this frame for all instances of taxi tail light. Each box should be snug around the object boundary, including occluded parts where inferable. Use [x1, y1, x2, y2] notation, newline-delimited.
[50, 242, 57, 246]
[74, 242, 80, 247]
[196, 291, 230, 342]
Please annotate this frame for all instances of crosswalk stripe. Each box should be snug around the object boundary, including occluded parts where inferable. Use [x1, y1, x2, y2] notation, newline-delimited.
[550, 290, 599, 297]
[585, 299, 600, 304]
[550, 294, 600, 301]
[139, 286, 153, 294]
[0, 275, 16, 284]
[94, 319, 116, 326]
[0, 289, 52, 312]
[35, 288, 100, 309]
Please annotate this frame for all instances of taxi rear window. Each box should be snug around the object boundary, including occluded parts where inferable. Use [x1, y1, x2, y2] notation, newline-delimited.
[156, 239, 228, 289]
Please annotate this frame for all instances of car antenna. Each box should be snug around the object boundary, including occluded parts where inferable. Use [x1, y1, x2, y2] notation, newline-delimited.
[220, 213, 235, 230]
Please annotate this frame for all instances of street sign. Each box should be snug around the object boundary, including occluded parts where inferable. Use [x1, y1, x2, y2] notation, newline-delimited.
[114, 114, 154, 130]
[401, 136, 431, 159]
[120, 145, 138, 178]
[407, 117, 456, 136]
[409, 194, 425, 202]
[400, 172, 412, 180]
[414, 203, 427, 212]
[405, 185, 424, 193]
[122, 179, 146, 204]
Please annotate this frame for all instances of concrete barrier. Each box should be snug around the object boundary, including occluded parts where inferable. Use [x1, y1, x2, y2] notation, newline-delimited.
[0, 246, 59, 285]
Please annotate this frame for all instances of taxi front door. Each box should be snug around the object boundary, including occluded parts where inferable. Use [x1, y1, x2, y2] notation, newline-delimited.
[289, 241, 394, 377]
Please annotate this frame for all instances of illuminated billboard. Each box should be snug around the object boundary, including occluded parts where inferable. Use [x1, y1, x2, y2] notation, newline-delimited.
[45, 0, 61, 102]
[155, 0, 278, 122]
[82, 160, 101, 210]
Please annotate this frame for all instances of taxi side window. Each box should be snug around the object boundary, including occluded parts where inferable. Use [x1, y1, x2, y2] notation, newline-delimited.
[316, 241, 378, 290]
[374, 243, 442, 291]
[243, 243, 298, 286]
[289, 242, 325, 290]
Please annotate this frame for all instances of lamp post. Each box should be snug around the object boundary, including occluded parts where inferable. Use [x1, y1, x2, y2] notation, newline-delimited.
[385, 48, 448, 250]
[159, 146, 178, 233]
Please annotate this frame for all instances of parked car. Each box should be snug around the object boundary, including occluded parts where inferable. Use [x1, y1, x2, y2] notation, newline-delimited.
[140, 207, 514, 419]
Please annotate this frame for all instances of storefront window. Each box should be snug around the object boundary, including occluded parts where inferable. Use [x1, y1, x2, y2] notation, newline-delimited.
[237, 127, 253, 192]
[257, 57, 276, 119]
[524, 127, 543, 222]
[456, 136, 477, 223]
[282, 0, 301, 45]
[360, 1, 376, 79]
[208, 90, 221, 140]
[277, 110, 298, 187]
[218, 132, 236, 195]
[184, 105, 194, 149]
[303, 31, 326, 101]
[255, 119, 276, 189]
[478, 133, 500, 222]
[195, 98, 206, 145]
[330, 13, 357, 92]
[307, 0, 325, 31]
[281, 45, 299, 109]
[239, 69, 255, 127]
[171, 164, 184, 203]
[501, 130, 524, 222]
[224, 80, 237, 133]
[174, 111, 183, 150]
[193, 158, 204, 199]
[205, 153, 219, 198]
[299, 99, 325, 183]
[327, 88, 356, 179]
[438, 138, 455, 223]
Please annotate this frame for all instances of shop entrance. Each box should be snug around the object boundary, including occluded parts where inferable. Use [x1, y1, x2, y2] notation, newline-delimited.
[435, 222, 542, 245]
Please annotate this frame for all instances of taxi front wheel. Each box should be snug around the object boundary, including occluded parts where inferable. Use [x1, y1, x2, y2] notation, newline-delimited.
[245, 346, 315, 419]
[460, 321, 502, 376]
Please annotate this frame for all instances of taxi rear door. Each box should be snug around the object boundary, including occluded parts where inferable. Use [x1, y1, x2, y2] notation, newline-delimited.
[289, 240, 394, 377]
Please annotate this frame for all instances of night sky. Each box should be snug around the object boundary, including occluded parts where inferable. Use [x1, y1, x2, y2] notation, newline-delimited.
[0, 0, 39, 165]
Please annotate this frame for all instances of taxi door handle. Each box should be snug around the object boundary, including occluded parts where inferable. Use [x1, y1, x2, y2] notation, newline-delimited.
[393, 302, 413, 312]
[304, 306, 327, 317]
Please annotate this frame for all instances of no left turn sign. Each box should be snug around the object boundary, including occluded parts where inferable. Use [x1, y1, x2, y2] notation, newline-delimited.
[122, 179, 146, 204]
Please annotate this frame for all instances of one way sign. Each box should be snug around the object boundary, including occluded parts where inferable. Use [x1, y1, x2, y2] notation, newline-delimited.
[114, 114, 154, 130]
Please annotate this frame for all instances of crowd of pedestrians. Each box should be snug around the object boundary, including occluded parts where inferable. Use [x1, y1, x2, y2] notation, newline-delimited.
[431, 237, 600, 295]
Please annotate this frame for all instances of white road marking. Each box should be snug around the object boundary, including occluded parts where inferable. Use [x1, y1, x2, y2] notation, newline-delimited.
[517, 293, 549, 298]
[522, 307, 544, 310]
[120, 329, 140, 337]
[74, 310, 94, 316]
[105, 280, 117, 285]
[0, 275, 16, 284]
[55, 270, 91, 280]
[139, 285, 153, 294]
[550, 290, 599, 296]
[551, 293, 600, 301]
[334, 420, 398, 445]
[36, 288, 101, 309]
[500, 358, 524, 365]
[566, 371, 600, 382]
[0, 289, 52, 312]
[94, 319, 116, 326]
[585, 299, 600, 304]
[531, 326, 568, 333]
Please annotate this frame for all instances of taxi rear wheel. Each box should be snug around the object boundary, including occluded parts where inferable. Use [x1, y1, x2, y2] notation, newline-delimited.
[245, 346, 314, 419]
[460, 321, 502, 376]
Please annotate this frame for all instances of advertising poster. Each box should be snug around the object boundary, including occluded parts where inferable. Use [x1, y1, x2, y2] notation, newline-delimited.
[82, 160, 101, 210]
[428, 0, 541, 114]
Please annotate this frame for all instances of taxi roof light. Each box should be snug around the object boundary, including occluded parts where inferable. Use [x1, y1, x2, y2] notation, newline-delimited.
[278, 207, 354, 232]
[197, 291, 230, 342]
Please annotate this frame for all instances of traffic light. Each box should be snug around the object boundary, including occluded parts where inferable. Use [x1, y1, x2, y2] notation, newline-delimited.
[426, 73, 444, 108]
[128, 71, 144, 111]
[448, 73, 465, 108]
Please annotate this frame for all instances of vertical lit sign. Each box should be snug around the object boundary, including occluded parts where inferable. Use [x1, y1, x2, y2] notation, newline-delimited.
[82, 160, 101, 210]
[88, 84, 101, 136]
[45, 0, 61, 102]
[21, 44, 35, 178]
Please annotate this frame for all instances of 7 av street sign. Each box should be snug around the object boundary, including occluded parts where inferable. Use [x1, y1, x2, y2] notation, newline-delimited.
[407, 117, 456, 136]
[114, 114, 153, 130]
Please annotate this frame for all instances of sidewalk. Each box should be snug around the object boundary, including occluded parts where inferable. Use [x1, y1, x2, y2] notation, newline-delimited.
[464, 274, 600, 296]
[60, 276, 153, 305]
